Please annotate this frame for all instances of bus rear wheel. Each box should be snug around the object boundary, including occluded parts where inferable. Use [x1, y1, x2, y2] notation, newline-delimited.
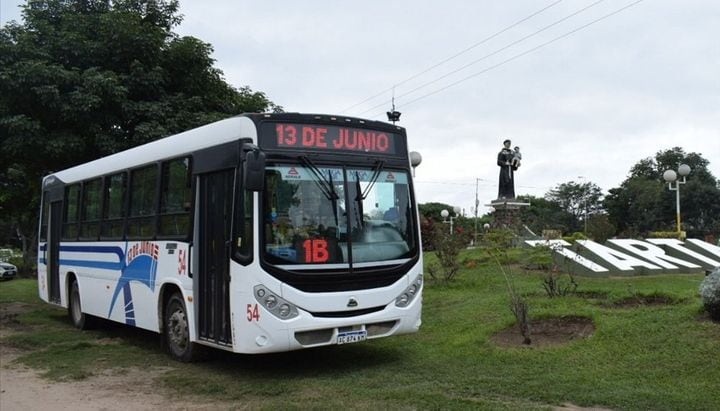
[164, 293, 203, 362]
[68, 280, 94, 329]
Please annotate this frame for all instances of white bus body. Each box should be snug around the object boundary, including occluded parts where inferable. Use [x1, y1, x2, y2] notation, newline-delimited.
[38, 113, 422, 359]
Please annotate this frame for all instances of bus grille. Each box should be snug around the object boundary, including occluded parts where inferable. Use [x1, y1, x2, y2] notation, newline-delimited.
[309, 305, 385, 318]
[295, 329, 334, 346]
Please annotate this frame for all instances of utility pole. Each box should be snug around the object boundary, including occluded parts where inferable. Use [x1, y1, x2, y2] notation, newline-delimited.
[578, 176, 587, 235]
[474, 178, 479, 244]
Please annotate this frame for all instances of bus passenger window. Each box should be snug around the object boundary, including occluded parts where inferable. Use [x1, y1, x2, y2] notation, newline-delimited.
[79, 178, 101, 239]
[128, 165, 158, 238]
[62, 184, 80, 240]
[159, 158, 191, 237]
[102, 172, 126, 239]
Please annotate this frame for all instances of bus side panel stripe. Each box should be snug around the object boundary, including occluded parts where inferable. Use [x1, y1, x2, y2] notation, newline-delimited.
[58, 259, 123, 271]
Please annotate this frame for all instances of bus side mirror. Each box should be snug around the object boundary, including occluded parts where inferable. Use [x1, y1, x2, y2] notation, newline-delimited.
[244, 148, 266, 192]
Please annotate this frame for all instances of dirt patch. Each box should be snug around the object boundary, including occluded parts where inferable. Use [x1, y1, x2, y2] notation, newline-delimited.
[491, 316, 595, 348]
[696, 311, 720, 324]
[603, 294, 681, 309]
[1, 355, 171, 411]
[573, 291, 609, 300]
[0, 351, 235, 411]
[553, 403, 614, 411]
[0, 301, 234, 410]
[0, 302, 35, 337]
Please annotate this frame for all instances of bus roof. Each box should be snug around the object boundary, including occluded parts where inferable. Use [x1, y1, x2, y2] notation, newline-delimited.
[44, 116, 257, 185]
[43, 113, 406, 187]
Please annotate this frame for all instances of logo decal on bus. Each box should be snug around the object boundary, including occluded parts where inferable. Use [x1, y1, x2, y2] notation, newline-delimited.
[285, 167, 302, 179]
[108, 241, 160, 326]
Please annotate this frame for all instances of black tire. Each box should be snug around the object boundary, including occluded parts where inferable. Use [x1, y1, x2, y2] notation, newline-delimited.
[68, 280, 95, 329]
[164, 293, 203, 362]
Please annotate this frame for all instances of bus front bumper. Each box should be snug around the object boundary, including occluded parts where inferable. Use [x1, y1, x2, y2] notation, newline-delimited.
[233, 293, 422, 354]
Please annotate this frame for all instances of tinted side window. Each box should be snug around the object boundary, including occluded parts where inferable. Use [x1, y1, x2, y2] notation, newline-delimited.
[102, 172, 127, 239]
[80, 179, 101, 239]
[233, 165, 253, 264]
[159, 158, 192, 237]
[128, 165, 158, 238]
[63, 184, 80, 240]
[40, 193, 49, 242]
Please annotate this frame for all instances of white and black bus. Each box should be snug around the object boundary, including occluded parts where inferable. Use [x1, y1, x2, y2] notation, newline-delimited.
[38, 113, 423, 360]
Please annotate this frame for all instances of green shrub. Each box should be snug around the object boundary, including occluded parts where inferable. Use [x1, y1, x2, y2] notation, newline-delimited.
[488, 248, 531, 344]
[9, 256, 35, 277]
[700, 268, 720, 321]
[562, 232, 587, 244]
[542, 271, 578, 298]
[483, 228, 514, 249]
[649, 231, 685, 240]
[427, 225, 472, 282]
[586, 214, 616, 243]
[521, 245, 552, 270]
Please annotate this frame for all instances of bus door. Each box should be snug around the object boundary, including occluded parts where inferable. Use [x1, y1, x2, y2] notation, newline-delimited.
[47, 201, 62, 304]
[197, 169, 234, 345]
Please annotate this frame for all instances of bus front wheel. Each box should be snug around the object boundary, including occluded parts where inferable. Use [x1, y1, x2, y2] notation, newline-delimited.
[68, 280, 94, 329]
[164, 293, 203, 362]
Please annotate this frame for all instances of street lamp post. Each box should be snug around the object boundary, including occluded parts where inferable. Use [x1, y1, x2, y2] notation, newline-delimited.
[441, 207, 460, 235]
[663, 164, 691, 236]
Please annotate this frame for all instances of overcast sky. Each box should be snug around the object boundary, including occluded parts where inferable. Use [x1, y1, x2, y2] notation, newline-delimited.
[2, 0, 719, 216]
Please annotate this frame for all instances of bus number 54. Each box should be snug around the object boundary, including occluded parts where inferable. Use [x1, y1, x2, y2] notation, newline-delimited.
[247, 304, 260, 322]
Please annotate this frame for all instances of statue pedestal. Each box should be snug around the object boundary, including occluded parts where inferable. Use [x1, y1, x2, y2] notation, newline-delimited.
[485, 199, 531, 230]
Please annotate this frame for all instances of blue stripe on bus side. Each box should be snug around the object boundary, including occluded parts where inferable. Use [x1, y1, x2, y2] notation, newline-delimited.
[58, 259, 123, 271]
[38, 245, 125, 270]
[60, 245, 125, 261]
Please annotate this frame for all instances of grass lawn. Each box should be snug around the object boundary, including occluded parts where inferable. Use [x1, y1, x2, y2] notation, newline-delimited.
[1, 248, 718, 410]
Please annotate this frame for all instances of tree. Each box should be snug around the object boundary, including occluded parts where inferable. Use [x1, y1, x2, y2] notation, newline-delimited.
[516, 195, 573, 235]
[418, 202, 474, 249]
[605, 178, 665, 236]
[544, 180, 604, 233]
[605, 147, 720, 237]
[0, 0, 282, 270]
[585, 214, 616, 243]
[418, 202, 456, 224]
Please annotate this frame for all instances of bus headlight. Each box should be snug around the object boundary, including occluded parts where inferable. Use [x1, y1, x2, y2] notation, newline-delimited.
[254, 285, 299, 320]
[397, 294, 409, 306]
[279, 304, 291, 318]
[395, 274, 423, 308]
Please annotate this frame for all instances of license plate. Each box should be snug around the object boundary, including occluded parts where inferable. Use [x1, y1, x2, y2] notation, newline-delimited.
[336, 330, 367, 345]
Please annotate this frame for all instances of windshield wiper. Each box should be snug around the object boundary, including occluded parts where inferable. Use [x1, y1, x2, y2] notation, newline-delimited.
[300, 156, 339, 226]
[354, 161, 384, 229]
[362, 161, 384, 199]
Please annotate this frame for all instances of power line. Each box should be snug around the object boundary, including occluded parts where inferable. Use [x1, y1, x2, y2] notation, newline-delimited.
[415, 180, 553, 190]
[338, 0, 565, 114]
[366, 0, 645, 119]
[357, 0, 607, 117]
[416, 180, 486, 186]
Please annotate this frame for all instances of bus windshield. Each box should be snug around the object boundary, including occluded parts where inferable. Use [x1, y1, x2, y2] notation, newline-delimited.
[263, 163, 416, 267]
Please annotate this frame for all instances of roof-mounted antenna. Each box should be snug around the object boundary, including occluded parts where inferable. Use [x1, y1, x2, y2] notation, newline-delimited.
[386, 86, 401, 124]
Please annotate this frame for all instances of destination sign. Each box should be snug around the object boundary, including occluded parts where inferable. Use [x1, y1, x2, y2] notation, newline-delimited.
[260, 123, 401, 155]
